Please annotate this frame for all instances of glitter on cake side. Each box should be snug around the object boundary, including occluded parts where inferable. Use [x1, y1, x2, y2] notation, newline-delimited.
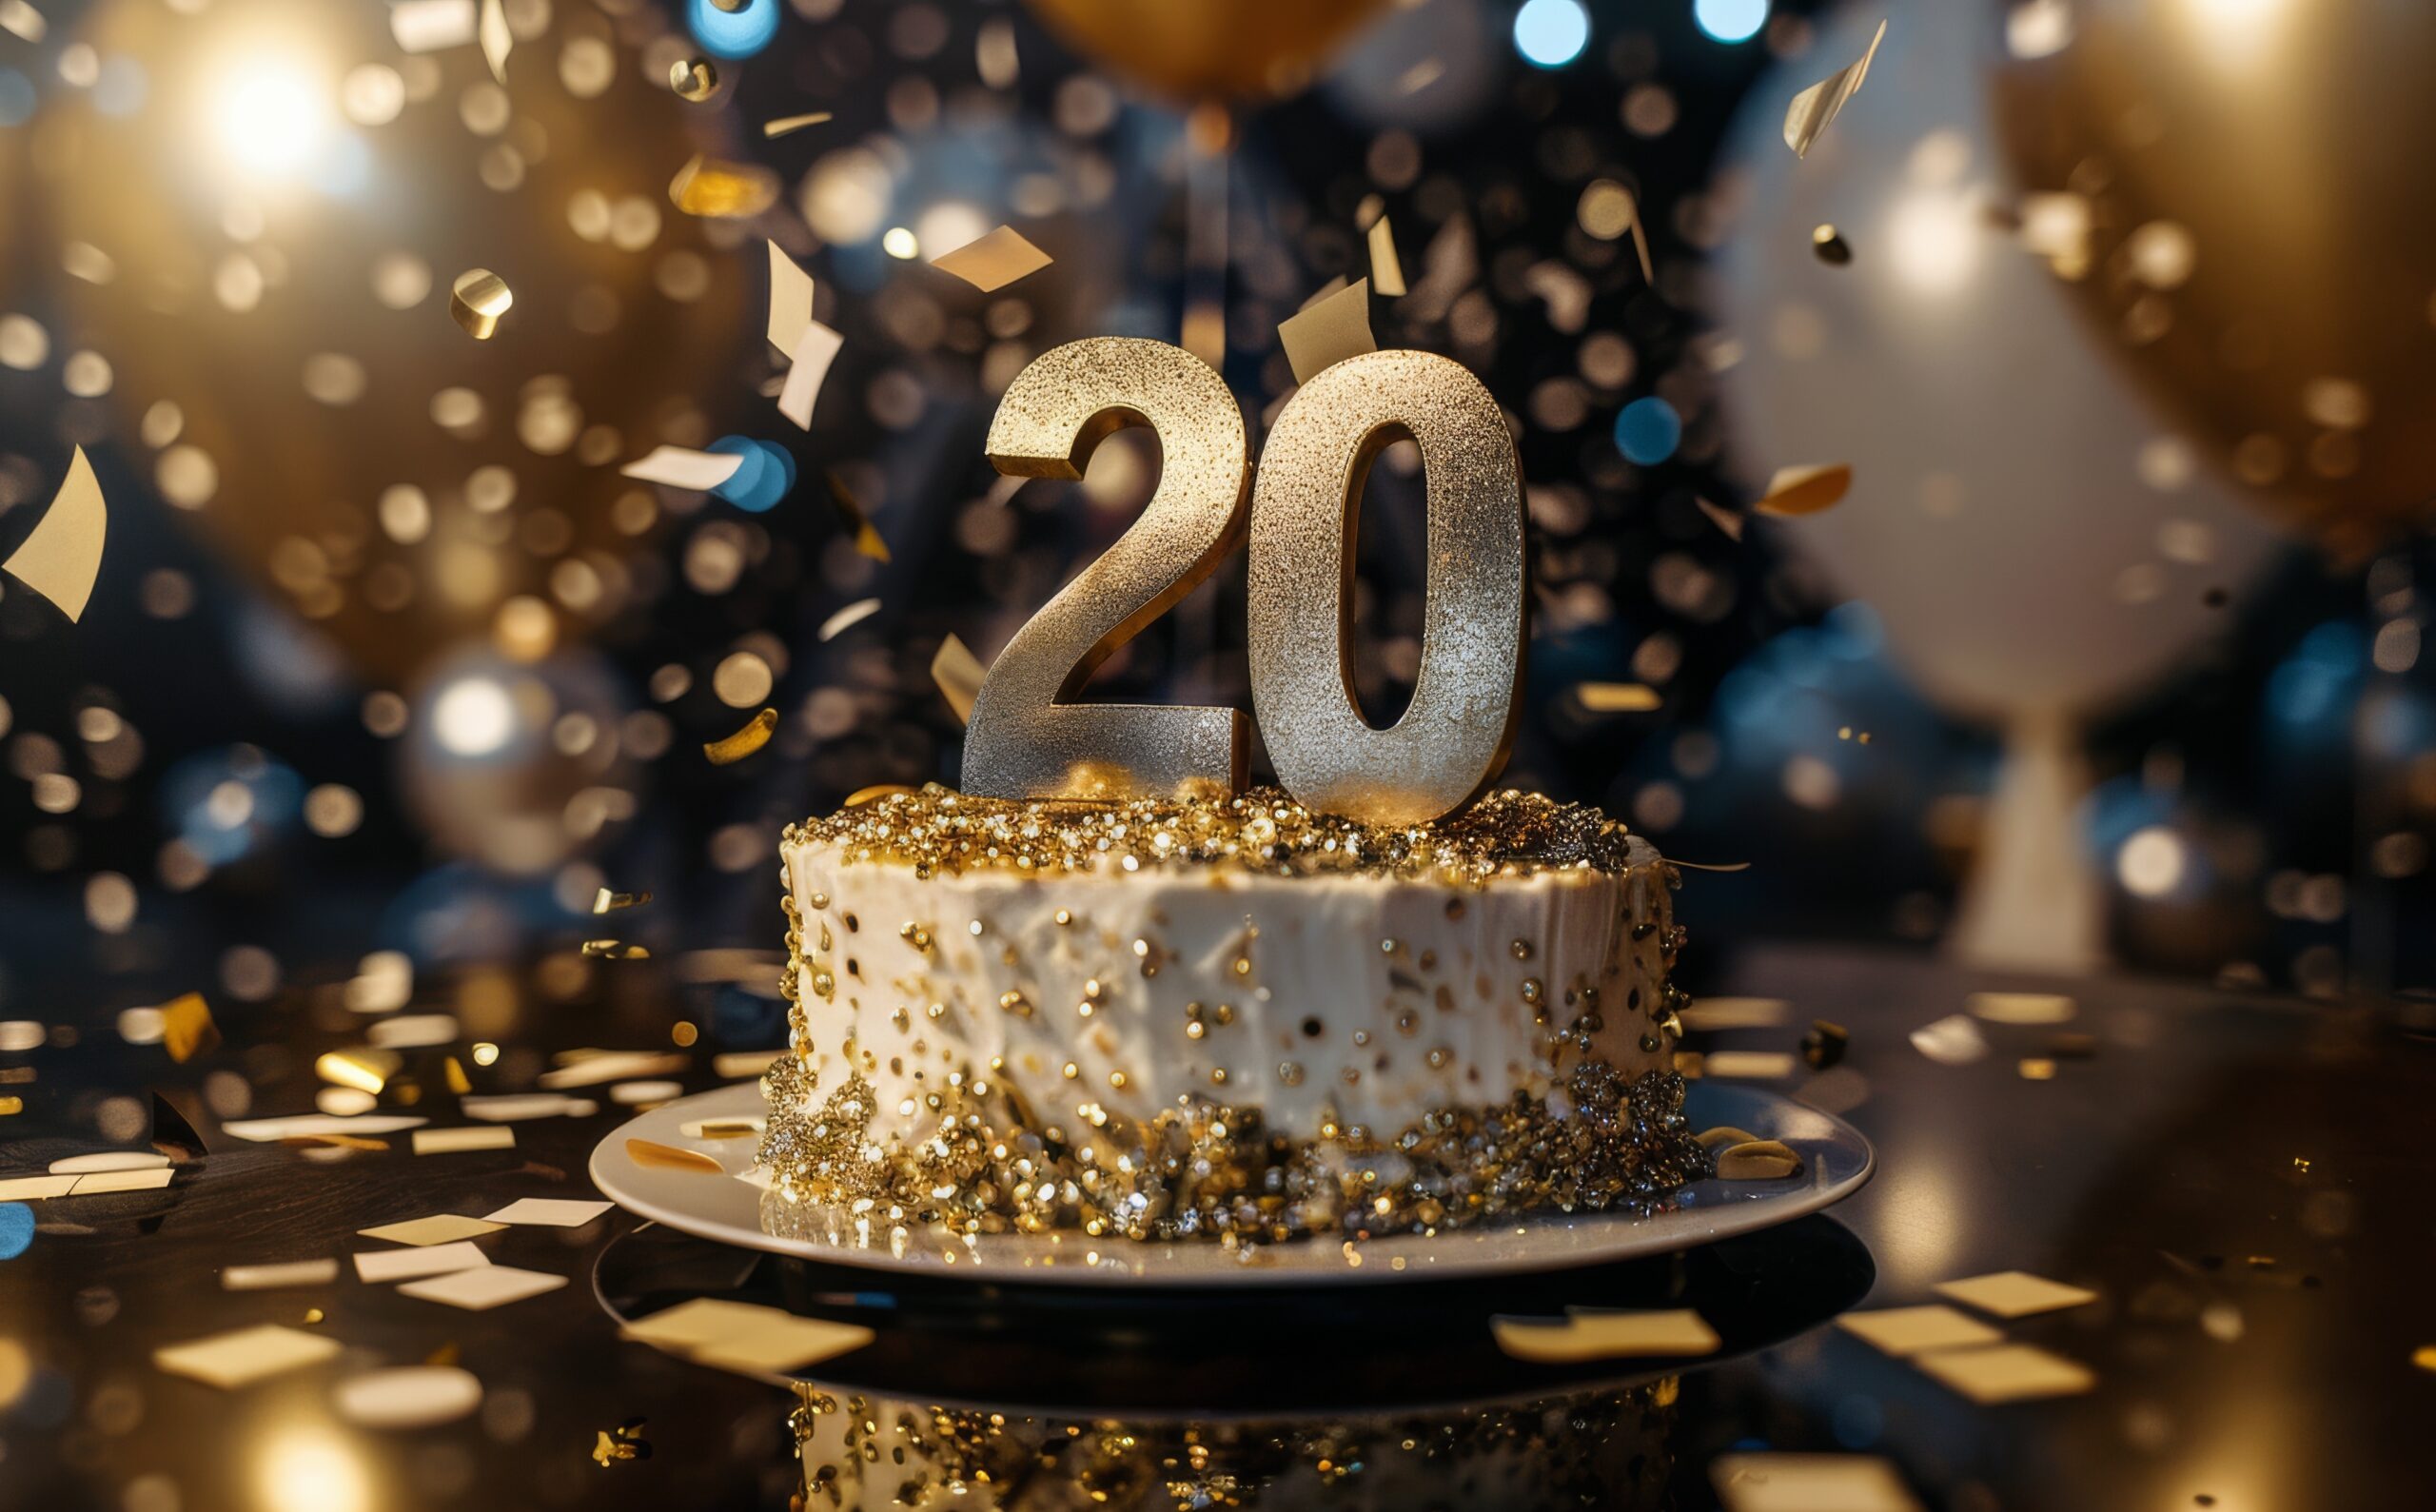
[756, 785, 1707, 1246]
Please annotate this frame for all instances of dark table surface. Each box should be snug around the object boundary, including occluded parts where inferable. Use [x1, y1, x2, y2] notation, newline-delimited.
[2, 940, 2426, 1511]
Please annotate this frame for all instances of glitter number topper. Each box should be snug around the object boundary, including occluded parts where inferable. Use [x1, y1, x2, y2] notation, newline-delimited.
[964, 338, 1524, 826]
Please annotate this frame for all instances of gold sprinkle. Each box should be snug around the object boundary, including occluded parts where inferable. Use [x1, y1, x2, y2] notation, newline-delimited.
[761, 110, 834, 139]
[1755, 463, 1854, 517]
[1576, 682, 1661, 714]
[843, 784, 914, 808]
[1509, 939, 1533, 961]
[1060, 1062, 1079, 1080]
[3, 446, 105, 622]
[2018, 1057, 2057, 1080]
[703, 708, 777, 765]
[448, 268, 512, 340]
[160, 992, 219, 1064]
[0, 1095, 22, 1116]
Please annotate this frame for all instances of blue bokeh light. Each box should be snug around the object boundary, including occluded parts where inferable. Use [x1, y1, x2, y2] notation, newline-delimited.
[1694, 0, 1771, 45]
[0, 68, 35, 128]
[708, 436, 794, 512]
[1612, 397, 1682, 464]
[1513, 0, 1590, 69]
[0, 1202, 30, 1261]
[689, 0, 781, 60]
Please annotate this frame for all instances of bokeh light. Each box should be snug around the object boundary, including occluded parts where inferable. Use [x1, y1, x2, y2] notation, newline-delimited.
[1513, 0, 1590, 69]
[1694, 0, 1770, 45]
[205, 50, 334, 181]
[1613, 397, 1682, 464]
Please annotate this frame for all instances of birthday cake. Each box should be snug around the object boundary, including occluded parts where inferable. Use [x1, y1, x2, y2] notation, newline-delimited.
[756, 783, 1704, 1244]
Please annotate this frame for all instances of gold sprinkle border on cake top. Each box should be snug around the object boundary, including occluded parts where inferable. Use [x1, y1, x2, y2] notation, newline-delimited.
[783, 783, 1655, 883]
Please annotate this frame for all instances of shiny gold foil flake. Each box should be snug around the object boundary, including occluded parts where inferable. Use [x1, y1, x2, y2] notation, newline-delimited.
[593, 888, 651, 913]
[826, 471, 891, 560]
[1277, 277, 1375, 384]
[1783, 18, 1886, 159]
[817, 598, 881, 642]
[0, 1096, 20, 1116]
[928, 225, 1052, 293]
[761, 110, 833, 139]
[1366, 214, 1407, 297]
[930, 637, 987, 724]
[621, 444, 745, 492]
[582, 940, 650, 959]
[1492, 1308, 1719, 1363]
[478, 0, 511, 84]
[669, 154, 781, 218]
[668, 56, 718, 102]
[593, 1419, 652, 1465]
[448, 268, 512, 340]
[159, 991, 218, 1064]
[704, 707, 776, 764]
[625, 1137, 722, 1174]
[1577, 682, 1661, 713]
[1755, 463, 1853, 517]
[842, 783, 916, 808]
[316, 1048, 400, 1094]
[4, 445, 105, 623]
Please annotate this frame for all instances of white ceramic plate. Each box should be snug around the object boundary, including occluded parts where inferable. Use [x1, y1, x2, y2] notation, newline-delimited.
[589, 1081, 1872, 1288]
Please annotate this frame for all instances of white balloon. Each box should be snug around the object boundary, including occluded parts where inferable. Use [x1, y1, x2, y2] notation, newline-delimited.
[1708, 1, 2289, 970]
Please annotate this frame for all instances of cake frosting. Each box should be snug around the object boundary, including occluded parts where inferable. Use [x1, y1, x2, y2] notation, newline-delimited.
[756, 785, 1704, 1244]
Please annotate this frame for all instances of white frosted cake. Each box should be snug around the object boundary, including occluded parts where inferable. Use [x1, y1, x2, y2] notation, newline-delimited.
[757, 785, 1702, 1243]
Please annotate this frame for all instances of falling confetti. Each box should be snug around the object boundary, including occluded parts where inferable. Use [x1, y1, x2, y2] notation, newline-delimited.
[932, 635, 987, 724]
[668, 155, 781, 218]
[1576, 682, 1661, 713]
[389, 0, 477, 53]
[477, 0, 511, 86]
[580, 940, 650, 960]
[778, 322, 843, 428]
[591, 888, 651, 913]
[159, 992, 218, 1064]
[826, 471, 891, 560]
[702, 707, 777, 764]
[1491, 1309, 1719, 1363]
[449, 268, 513, 340]
[928, 225, 1053, 293]
[593, 1419, 652, 1466]
[761, 110, 834, 139]
[668, 56, 717, 102]
[817, 598, 882, 642]
[621, 445, 746, 491]
[1755, 463, 1853, 517]
[1783, 19, 1887, 159]
[1366, 213, 1407, 297]
[3, 445, 106, 622]
[1278, 277, 1376, 384]
[624, 1138, 722, 1174]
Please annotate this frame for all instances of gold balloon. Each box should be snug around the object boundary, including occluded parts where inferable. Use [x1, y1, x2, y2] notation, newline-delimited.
[1247, 350, 1524, 827]
[967, 338, 1251, 802]
[43, 0, 744, 684]
[1021, 0, 1390, 103]
[1994, 2, 2436, 553]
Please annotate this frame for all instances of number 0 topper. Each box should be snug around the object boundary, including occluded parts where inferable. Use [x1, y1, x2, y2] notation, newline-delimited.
[964, 339, 1524, 825]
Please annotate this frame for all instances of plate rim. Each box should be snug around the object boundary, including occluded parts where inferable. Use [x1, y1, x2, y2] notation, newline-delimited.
[588, 1081, 1874, 1289]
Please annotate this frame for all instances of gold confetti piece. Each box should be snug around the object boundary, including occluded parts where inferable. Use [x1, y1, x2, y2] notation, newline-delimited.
[1717, 1139, 1804, 1180]
[222, 1259, 340, 1291]
[826, 471, 890, 560]
[1755, 463, 1853, 517]
[0, 1095, 20, 1116]
[411, 1127, 516, 1155]
[690, 1316, 878, 1375]
[684, 1117, 764, 1139]
[353, 1241, 491, 1283]
[620, 444, 745, 492]
[778, 320, 843, 428]
[68, 1168, 176, 1195]
[360, 1214, 506, 1247]
[2017, 1057, 2056, 1080]
[1277, 276, 1376, 384]
[155, 1324, 340, 1389]
[0, 1174, 77, 1200]
[538, 1051, 687, 1090]
[449, 268, 512, 340]
[668, 154, 780, 218]
[4, 446, 105, 623]
[0, 1, 47, 45]
[1696, 496, 1746, 542]
[1576, 682, 1660, 713]
[593, 1419, 653, 1465]
[2413, 1345, 2436, 1372]
[158, 992, 218, 1064]
[389, 0, 476, 53]
[442, 1055, 471, 1094]
[477, 0, 511, 85]
[1696, 1125, 1760, 1149]
[1367, 214, 1407, 298]
[331, 1365, 484, 1429]
[221, 1113, 425, 1142]
[315, 1048, 400, 1095]
[277, 1131, 390, 1153]
[482, 1197, 613, 1227]
[1677, 996, 1791, 1031]
[703, 707, 776, 765]
[928, 225, 1052, 293]
[1713, 1453, 1924, 1512]
[761, 110, 833, 139]
[398, 1265, 567, 1310]
[843, 783, 916, 808]
[668, 56, 717, 102]
[1935, 1270, 2098, 1319]
[765, 240, 815, 355]
[626, 1138, 723, 1174]
[1783, 18, 1886, 159]
[1837, 1305, 2004, 1357]
[1811, 224, 1853, 265]
[1491, 1308, 1719, 1363]
[581, 940, 650, 960]
[1968, 991, 2077, 1025]
[932, 635, 986, 724]
[1702, 1051, 1798, 1080]
[592, 888, 652, 913]
[1914, 1342, 2095, 1404]
[818, 598, 882, 642]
